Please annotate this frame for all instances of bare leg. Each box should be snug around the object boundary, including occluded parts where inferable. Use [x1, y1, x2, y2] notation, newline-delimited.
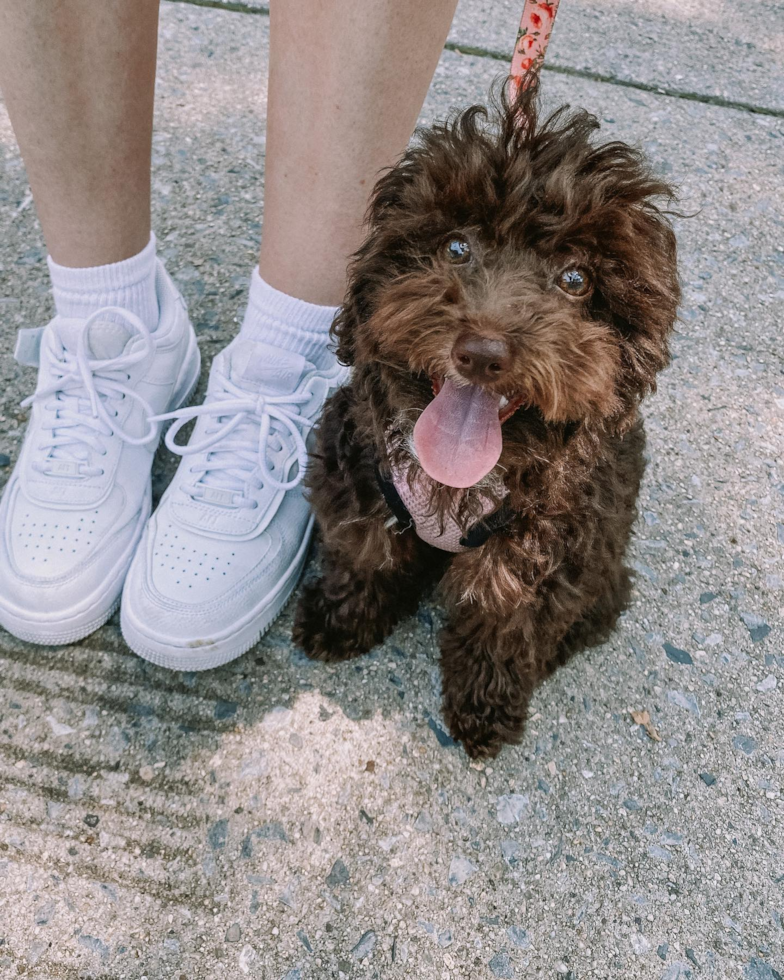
[0, 0, 159, 267]
[259, 0, 459, 306]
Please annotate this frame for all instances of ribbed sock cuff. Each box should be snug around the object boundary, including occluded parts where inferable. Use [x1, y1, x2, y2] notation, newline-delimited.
[239, 268, 338, 369]
[47, 233, 159, 331]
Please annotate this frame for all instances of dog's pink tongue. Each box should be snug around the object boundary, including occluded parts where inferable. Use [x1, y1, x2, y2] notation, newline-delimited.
[413, 379, 502, 489]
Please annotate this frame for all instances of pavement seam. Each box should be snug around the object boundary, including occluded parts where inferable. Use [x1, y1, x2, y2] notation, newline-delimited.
[459, 48, 784, 119]
[163, 0, 784, 119]
[165, 0, 269, 13]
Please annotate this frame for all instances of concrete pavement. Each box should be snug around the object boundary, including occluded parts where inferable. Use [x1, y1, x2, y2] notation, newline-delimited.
[0, 2, 782, 978]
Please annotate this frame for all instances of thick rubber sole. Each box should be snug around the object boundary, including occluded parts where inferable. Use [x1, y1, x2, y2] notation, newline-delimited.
[0, 590, 124, 647]
[120, 516, 314, 672]
[0, 336, 201, 648]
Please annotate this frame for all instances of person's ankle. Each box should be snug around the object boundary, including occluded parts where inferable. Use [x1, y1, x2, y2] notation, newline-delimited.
[47, 233, 160, 332]
[239, 267, 338, 370]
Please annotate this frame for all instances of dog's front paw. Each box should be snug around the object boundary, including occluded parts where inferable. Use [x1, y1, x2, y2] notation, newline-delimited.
[444, 703, 527, 760]
[446, 712, 506, 759]
[293, 581, 375, 663]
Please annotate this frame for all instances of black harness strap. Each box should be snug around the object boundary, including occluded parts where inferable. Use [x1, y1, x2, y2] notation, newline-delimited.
[375, 465, 414, 531]
[458, 501, 514, 548]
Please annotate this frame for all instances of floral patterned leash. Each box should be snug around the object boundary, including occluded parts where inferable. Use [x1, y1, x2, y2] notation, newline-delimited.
[509, 0, 561, 93]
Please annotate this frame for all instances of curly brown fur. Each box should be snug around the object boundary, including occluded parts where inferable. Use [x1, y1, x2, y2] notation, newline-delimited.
[293, 83, 680, 758]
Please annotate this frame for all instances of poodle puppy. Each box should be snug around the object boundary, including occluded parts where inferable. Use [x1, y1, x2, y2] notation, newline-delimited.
[293, 84, 680, 758]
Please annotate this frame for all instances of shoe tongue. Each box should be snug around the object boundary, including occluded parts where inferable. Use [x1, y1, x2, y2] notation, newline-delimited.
[228, 339, 310, 394]
[413, 378, 503, 489]
[54, 316, 134, 360]
[87, 317, 134, 360]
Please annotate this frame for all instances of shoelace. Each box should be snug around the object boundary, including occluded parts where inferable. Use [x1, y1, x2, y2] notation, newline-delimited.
[152, 373, 315, 505]
[21, 307, 158, 479]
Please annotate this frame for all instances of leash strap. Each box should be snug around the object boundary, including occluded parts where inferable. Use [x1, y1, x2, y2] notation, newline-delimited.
[510, 0, 561, 92]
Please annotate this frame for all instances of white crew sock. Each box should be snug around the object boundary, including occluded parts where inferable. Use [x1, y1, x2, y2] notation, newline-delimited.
[47, 233, 159, 332]
[239, 268, 338, 370]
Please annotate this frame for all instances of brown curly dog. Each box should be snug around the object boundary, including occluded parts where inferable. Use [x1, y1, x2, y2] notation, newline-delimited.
[293, 84, 680, 758]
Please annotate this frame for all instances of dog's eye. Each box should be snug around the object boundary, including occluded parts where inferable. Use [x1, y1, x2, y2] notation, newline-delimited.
[557, 267, 592, 297]
[444, 236, 472, 264]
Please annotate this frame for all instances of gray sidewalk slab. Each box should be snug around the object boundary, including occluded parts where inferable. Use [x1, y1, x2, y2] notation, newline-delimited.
[452, 0, 784, 113]
[1, 2, 783, 979]
[202, 0, 784, 112]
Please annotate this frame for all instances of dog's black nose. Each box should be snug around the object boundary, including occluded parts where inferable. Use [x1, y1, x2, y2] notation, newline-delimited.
[451, 333, 511, 384]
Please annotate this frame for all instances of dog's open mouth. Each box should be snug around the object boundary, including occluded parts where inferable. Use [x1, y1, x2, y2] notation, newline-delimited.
[412, 376, 525, 489]
[429, 377, 525, 424]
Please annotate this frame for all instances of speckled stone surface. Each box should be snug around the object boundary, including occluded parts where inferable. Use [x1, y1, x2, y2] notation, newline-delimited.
[0, 3, 782, 979]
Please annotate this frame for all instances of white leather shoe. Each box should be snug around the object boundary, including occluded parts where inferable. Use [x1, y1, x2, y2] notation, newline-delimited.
[121, 335, 347, 671]
[0, 263, 200, 645]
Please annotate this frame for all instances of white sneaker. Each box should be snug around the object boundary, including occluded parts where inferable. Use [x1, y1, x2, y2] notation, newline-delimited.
[0, 263, 200, 645]
[120, 336, 347, 671]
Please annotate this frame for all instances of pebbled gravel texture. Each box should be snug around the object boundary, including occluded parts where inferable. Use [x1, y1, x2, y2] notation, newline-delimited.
[0, 1, 782, 978]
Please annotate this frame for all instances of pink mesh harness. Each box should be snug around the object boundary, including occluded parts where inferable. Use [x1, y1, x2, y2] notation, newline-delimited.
[388, 455, 508, 553]
[376, 444, 511, 552]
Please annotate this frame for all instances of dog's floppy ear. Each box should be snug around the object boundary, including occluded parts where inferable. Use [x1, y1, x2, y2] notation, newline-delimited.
[331, 159, 419, 367]
[595, 200, 680, 435]
[611, 200, 680, 399]
[331, 266, 365, 368]
[331, 241, 391, 368]
[575, 142, 681, 430]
